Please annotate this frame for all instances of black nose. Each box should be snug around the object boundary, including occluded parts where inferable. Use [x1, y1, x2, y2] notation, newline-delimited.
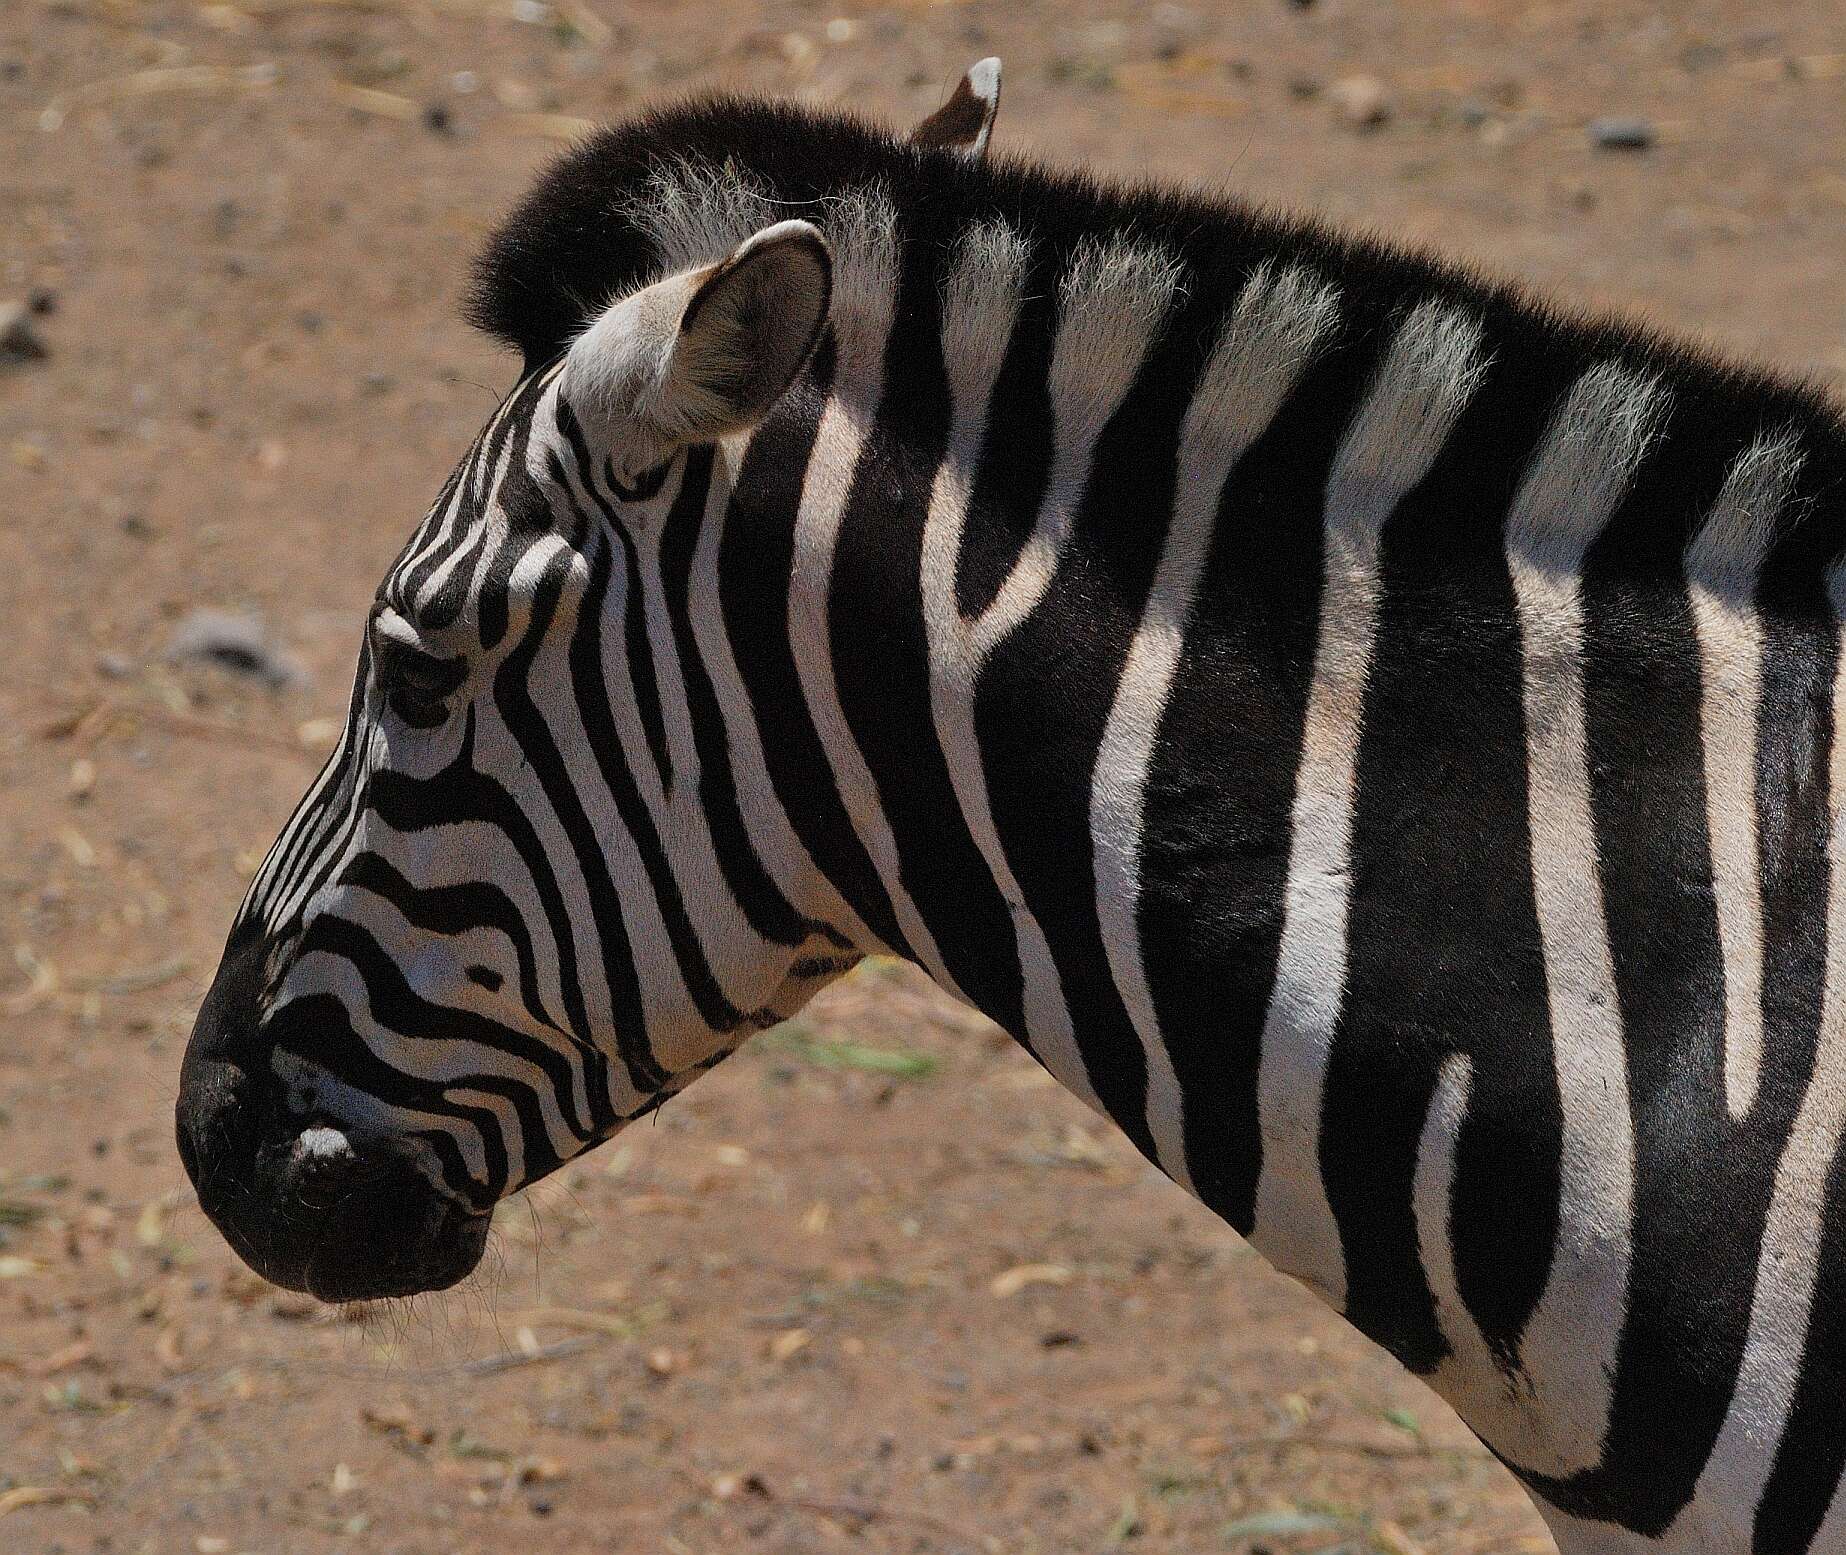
[177, 926, 489, 1302]
[179, 1064, 489, 1301]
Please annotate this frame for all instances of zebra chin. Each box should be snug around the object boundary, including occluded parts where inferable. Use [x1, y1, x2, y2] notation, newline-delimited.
[175, 925, 492, 1303]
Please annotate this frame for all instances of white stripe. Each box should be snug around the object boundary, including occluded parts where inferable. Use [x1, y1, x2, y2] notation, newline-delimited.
[786, 191, 967, 992]
[1685, 431, 1803, 1120]
[694, 431, 881, 951]
[1669, 541, 1846, 1553]
[1090, 263, 1341, 1192]
[923, 234, 1180, 1107]
[1251, 301, 1489, 1305]
[1412, 1049, 1473, 1369]
[1471, 359, 1668, 1476]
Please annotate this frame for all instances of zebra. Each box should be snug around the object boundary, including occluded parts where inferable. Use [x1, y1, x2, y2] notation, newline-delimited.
[173, 61, 1846, 1555]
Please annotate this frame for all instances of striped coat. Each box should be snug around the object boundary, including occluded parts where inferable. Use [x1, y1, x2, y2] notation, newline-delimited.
[179, 83, 1846, 1554]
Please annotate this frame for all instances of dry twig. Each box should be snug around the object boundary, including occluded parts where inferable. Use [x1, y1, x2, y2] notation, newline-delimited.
[39, 63, 279, 131]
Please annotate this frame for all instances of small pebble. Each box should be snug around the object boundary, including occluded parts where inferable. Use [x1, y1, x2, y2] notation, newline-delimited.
[422, 101, 454, 136]
[0, 302, 49, 365]
[1328, 74, 1392, 130]
[1589, 115, 1655, 151]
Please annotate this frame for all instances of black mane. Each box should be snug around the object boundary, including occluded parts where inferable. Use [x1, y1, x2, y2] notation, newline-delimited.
[469, 94, 1846, 558]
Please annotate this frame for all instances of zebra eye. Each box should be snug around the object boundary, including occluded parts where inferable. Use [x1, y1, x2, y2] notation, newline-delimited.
[604, 455, 672, 505]
[374, 636, 466, 728]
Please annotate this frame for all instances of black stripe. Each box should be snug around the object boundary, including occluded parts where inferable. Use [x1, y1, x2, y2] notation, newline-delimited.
[336, 850, 612, 1139]
[366, 707, 608, 1072]
[657, 445, 833, 949]
[268, 991, 511, 1205]
[297, 912, 588, 1180]
[972, 259, 1223, 1167]
[954, 250, 1057, 621]
[1747, 451, 1846, 1554]
[563, 517, 776, 1035]
[1328, 331, 1561, 1377]
[828, 217, 1028, 1034]
[552, 398, 676, 796]
[1513, 410, 1822, 1531]
[720, 333, 913, 955]
[1134, 328, 1369, 1231]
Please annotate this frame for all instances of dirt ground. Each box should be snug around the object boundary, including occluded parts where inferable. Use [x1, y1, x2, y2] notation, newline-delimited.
[2, 0, 1843, 1551]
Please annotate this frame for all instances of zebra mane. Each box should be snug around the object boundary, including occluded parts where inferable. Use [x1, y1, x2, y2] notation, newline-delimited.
[468, 94, 1846, 576]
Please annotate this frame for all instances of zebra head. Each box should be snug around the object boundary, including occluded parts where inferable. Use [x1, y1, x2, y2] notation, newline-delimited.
[175, 214, 854, 1302]
[177, 68, 1005, 1305]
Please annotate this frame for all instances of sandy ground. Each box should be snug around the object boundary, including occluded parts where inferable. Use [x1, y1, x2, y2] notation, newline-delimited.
[2, 0, 1843, 1551]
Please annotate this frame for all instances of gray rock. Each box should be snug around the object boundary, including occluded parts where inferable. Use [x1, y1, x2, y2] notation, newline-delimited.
[1589, 115, 1655, 151]
[164, 608, 303, 689]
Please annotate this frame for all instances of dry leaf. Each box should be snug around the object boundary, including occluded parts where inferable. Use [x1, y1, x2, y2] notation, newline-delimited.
[330, 83, 418, 120]
[361, 1403, 435, 1446]
[989, 1263, 1072, 1299]
[1374, 1520, 1429, 1555]
[768, 1328, 811, 1362]
[37, 1340, 91, 1376]
[503, 1306, 638, 1338]
[58, 826, 96, 867]
[155, 1324, 186, 1371]
[0, 1486, 92, 1516]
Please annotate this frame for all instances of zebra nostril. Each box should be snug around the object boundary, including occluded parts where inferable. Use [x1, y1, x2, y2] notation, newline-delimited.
[289, 1124, 368, 1209]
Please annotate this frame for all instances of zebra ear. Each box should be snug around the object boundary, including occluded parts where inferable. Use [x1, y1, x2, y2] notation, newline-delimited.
[661, 220, 832, 440]
[910, 58, 1001, 159]
[562, 220, 831, 450]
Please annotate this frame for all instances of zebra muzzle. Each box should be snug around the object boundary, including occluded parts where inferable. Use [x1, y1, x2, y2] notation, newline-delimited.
[177, 930, 491, 1303]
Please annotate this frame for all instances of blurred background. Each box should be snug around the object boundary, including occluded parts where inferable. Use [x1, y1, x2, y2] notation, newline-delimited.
[1, 1, 1842, 1551]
